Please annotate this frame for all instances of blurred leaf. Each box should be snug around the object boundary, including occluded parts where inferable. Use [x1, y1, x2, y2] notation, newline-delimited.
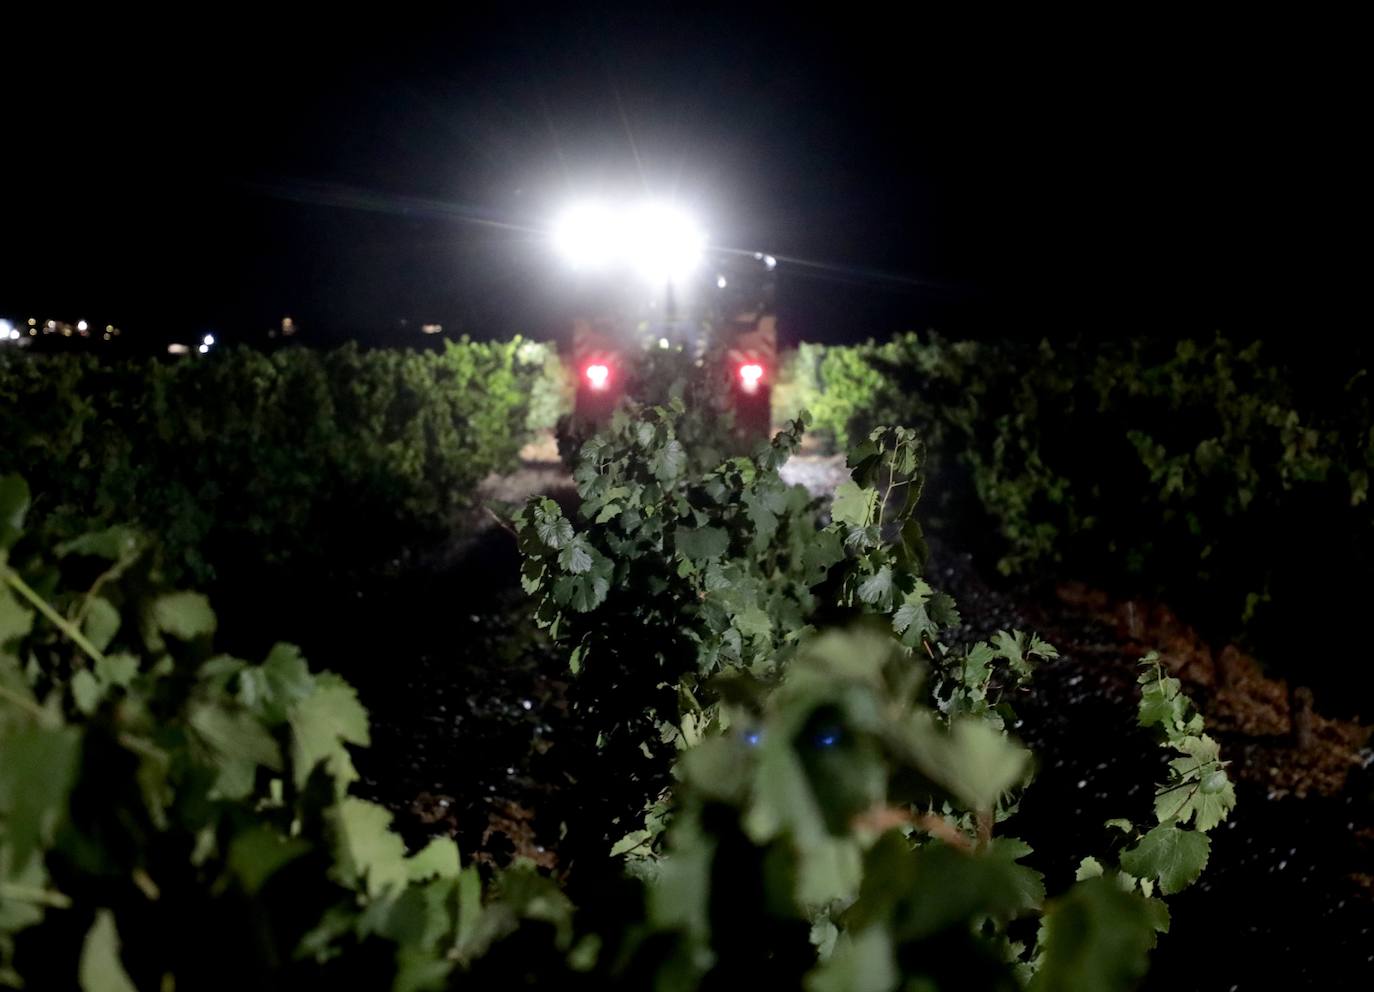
[152, 591, 216, 640]
[82, 598, 121, 653]
[676, 526, 729, 562]
[1030, 877, 1156, 992]
[0, 476, 30, 551]
[331, 797, 409, 898]
[289, 675, 370, 794]
[805, 923, 895, 992]
[78, 910, 138, 992]
[0, 726, 81, 870]
[228, 824, 311, 894]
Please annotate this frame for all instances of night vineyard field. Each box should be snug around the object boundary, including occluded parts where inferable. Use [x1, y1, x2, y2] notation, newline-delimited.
[1, 334, 1370, 991]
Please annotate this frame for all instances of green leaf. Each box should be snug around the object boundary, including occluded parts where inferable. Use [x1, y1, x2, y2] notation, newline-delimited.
[676, 525, 729, 562]
[72, 669, 102, 715]
[227, 824, 311, 894]
[57, 526, 141, 563]
[330, 797, 409, 898]
[0, 583, 34, 648]
[535, 513, 574, 550]
[831, 481, 877, 527]
[914, 716, 1030, 812]
[79, 910, 139, 992]
[189, 703, 283, 799]
[1031, 877, 1157, 992]
[82, 598, 121, 653]
[152, 591, 216, 640]
[0, 476, 30, 551]
[801, 529, 845, 585]
[733, 605, 773, 642]
[859, 837, 1043, 940]
[552, 558, 612, 612]
[649, 438, 686, 482]
[1156, 736, 1234, 830]
[558, 539, 594, 575]
[1075, 856, 1104, 880]
[0, 726, 82, 870]
[856, 566, 894, 609]
[407, 837, 462, 882]
[238, 643, 314, 724]
[805, 923, 896, 992]
[289, 675, 370, 794]
[1138, 677, 1185, 731]
[1120, 823, 1210, 895]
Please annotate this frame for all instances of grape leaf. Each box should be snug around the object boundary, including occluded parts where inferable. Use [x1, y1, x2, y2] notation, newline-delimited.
[78, 911, 138, 992]
[72, 669, 102, 715]
[0, 475, 30, 551]
[153, 591, 216, 640]
[0, 726, 82, 870]
[289, 675, 370, 794]
[831, 481, 877, 527]
[331, 797, 409, 898]
[1075, 856, 1104, 880]
[227, 824, 311, 894]
[805, 921, 895, 992]
[407, 836, 462, 882]
[238, 643, 314, 724]
[1030, 877, 1156, 992]
[649, 438, 686, 482]
[82, 598, 121, 653]
[857, 566, 894, 610]
[0, 583, 34, 647]
[96, 654, 140, 692]
[535, 513, 574, 550]
[558, 539, 593, 575]
[1120, 823, 1210, 894]
[676, 526, 729, 562]
[914, 717, 1030, 812]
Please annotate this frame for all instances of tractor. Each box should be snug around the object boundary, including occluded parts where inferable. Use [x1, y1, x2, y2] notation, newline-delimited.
[550, 201, 777, 439]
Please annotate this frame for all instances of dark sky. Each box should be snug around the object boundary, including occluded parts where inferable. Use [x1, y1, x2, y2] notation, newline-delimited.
[3, 7, 1364, 346]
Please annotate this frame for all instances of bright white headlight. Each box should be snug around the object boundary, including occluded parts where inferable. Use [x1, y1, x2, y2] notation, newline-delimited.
[623, 202, 704, 285]
[552, 202, 620, 270]
[551, 199, 704, 284]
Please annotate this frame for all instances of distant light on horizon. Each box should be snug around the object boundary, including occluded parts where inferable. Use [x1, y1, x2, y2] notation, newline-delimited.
[76, 319, 88, 332]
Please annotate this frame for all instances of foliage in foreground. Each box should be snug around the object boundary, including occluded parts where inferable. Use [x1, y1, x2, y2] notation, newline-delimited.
[2, 371, 1236, 991]
[515, 377, 1235, 987]
[0, 339, 566, 585]
[0, 473, 582, 990]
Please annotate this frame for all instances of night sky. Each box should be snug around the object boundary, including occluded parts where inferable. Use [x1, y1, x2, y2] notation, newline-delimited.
[4, 8, 1363, 347]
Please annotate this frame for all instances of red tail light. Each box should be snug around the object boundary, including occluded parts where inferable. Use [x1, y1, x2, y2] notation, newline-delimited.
[738, 363, 765, 391]
[585, 363, 610, 390]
